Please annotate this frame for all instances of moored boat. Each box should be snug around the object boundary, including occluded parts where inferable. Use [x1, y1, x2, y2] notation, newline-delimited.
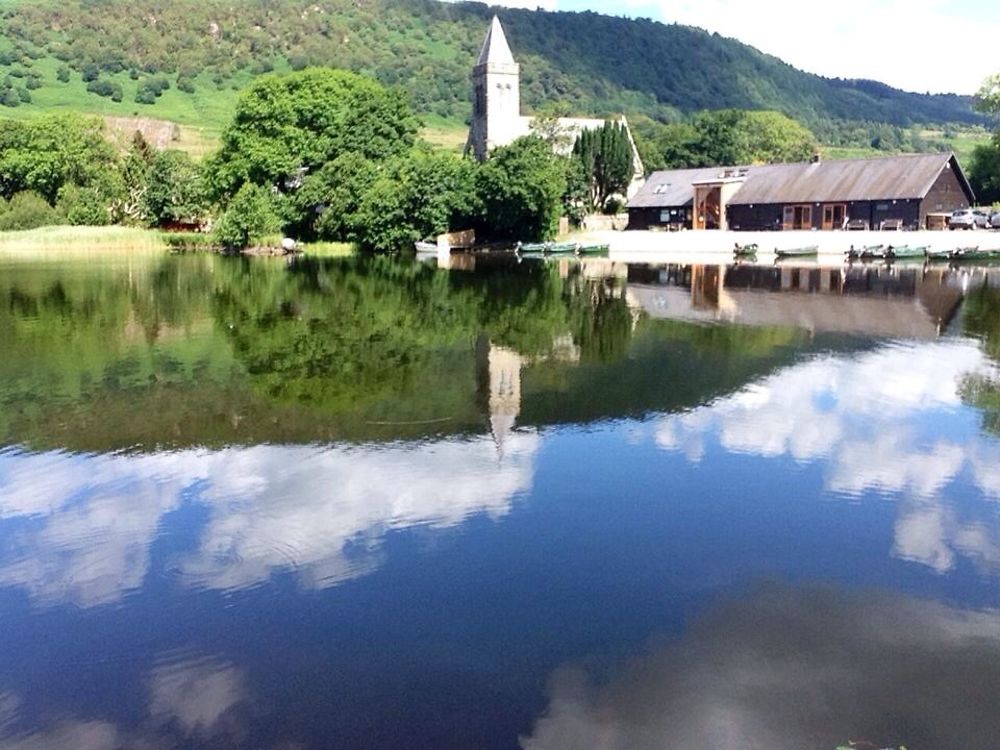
[927, 247, 965, 261]
[886, 245, 928, 259]
[734, 242, 759, 257]
[575, 243, 610, 256]
[515, 241, 579, 255]
[775, 245, 819, 258]
[950, 247, 1000, 262]
[845, 244, 884, 260]
[414, 240, 438, 253]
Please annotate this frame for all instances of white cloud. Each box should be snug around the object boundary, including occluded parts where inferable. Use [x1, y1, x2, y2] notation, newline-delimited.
[456, 0, 994, 94]
[622, 0, 997, 93]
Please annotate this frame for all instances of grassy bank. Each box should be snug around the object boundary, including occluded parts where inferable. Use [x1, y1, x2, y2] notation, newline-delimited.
[0, 225, 168, 253]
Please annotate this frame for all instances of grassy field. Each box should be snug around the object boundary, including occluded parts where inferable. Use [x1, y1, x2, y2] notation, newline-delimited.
[420, 115, 468, 155]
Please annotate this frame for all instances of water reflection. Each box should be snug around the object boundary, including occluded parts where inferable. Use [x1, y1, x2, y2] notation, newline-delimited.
[653, 340, 1000, 576]
[2, 252, 1000, 748]
[0, 434, 537, 607]
[522, 584, 1000, 750]
[0, 653, 248, 750]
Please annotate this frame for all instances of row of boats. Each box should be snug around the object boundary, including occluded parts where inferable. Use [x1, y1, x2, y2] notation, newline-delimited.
[733, 243, 1000, 262]
[414, 240, 610, 257]
[514, 240, 610, 257]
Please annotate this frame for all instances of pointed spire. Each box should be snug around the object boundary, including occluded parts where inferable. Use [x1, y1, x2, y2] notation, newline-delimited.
[477, 16, 516, 66]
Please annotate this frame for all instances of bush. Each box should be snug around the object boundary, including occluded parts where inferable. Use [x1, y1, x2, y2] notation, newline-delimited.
[56, 183, 112, 226]
[135, 76, 170, 104]
[176, 76, 196, 93]
[214, 183, 281, 249]
[56, 66, 70, 83]
[86, 79, 122, 101]
[0, 87, 19, 107]
[0, 191, 60, 231]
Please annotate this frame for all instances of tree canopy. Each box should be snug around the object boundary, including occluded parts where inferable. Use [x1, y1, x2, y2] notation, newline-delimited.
[476, 136, 567, 241]
[633, 110, 818, 170]
[0, 113, 115, 202]
[206, 68, 420, 199]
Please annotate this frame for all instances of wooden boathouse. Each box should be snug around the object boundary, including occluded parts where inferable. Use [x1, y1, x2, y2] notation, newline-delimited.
[627, 153, 975, 231]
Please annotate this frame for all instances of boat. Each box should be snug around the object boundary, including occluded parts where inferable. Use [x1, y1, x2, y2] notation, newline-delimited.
[886, 245, 928, 259]
[845, 244, 884, 260]
[927, 248, 956, 260]
[515, 241, 579, 255]
[733, 242, 759, 257]
[774, 245, 819, 258]
[414, 240, 438, 253]
[927, 246, 980, 261]
[574, 243, 610, 256]
[950, 247, 1000, 262]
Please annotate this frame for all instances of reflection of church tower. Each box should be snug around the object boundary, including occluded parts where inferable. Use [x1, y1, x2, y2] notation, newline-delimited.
[466, 16, 521, 162]
[476, 335, 523, 458]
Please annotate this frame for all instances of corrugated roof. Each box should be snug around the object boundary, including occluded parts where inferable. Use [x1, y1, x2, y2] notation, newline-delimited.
[629, 166, 751, 208]
[629, 153, 973, 210]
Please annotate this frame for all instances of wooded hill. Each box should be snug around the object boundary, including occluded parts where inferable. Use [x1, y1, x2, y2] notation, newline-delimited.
[0, 0, 985, 132]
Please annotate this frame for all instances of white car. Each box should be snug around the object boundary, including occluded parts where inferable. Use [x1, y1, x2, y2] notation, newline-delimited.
[990, 211, 1000, 229]
[949, 208, 988, 229]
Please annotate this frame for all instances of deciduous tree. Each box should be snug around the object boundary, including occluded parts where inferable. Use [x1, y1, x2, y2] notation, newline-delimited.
[476, 136, 566, 241]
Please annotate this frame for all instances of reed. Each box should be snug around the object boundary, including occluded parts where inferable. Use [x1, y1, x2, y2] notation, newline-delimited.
[300, 241, 356, 258]
[0, 226, 168, 255]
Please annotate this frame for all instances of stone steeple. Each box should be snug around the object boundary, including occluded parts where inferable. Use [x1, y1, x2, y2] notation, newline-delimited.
[466, 16, 521, 161]
[477, 15, 516, 66]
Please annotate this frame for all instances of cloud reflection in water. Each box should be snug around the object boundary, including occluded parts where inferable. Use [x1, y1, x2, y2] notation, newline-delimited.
[522, 585, 1000, 750]
[0, 433, 538, 608]
[653, 341, 1000, 575]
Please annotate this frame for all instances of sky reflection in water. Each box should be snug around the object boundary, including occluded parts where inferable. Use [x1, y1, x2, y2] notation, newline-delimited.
[0, 254, 998, 749]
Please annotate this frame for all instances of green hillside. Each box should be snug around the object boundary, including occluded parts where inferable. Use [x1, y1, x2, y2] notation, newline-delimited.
[0, 0, 985, 136]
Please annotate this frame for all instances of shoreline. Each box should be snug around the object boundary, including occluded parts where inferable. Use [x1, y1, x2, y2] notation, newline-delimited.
[573, 228, 999, 262]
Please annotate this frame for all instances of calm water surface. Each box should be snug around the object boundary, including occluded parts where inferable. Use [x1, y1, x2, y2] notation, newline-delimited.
[0, 251, 998, 749]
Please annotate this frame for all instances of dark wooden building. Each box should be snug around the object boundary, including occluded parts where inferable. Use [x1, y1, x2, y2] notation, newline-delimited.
[628, 153, 975, 231]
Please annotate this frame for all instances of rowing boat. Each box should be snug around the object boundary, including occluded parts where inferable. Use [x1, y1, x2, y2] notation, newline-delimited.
[414, 240, 438, 253]
[733, 242, 758, 257]
[886, 245, 928, 259]
[845, 244, 884, 259]
[775, 245, 819, 258]
[575, 243, 610, 256]
[515, 241, 579, 254]
[950, 247, 1000, 262]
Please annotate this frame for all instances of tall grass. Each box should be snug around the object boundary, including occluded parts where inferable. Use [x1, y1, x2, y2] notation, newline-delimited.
[0, 225, 167, 257]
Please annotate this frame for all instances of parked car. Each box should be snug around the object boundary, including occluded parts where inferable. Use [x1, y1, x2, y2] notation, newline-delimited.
[990, 211, 1000, 229]
[949, 208, 989, 229]
[974, 208, 991, 228]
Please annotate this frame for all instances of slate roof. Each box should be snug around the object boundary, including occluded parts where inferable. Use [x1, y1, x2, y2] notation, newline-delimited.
[629, 153, 974, 209]
[628, 166, 750, 208]
[477, 16, 516, 66]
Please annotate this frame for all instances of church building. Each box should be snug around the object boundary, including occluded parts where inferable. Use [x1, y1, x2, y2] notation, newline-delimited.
[465, 17, 645, 199]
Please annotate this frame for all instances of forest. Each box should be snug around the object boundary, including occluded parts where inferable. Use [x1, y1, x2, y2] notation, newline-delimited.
[0, 0, 985, 133]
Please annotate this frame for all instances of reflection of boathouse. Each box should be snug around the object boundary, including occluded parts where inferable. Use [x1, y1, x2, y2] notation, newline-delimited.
[627, 264, 966, 338]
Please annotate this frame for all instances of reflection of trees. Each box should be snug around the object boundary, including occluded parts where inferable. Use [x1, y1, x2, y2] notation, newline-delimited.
[2, 253, 842, 452]
[213, 256, 638, 413]
[960, 283, 1000, 434]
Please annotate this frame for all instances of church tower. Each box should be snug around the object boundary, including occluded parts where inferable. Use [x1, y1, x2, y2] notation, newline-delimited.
[467, 16, 521, 161]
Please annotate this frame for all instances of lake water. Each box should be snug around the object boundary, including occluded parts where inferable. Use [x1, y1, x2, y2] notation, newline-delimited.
[0, 250, 998, 749]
